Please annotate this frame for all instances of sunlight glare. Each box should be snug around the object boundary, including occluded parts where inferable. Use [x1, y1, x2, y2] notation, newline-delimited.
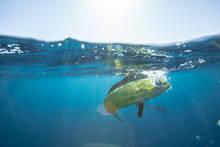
[86, 0, 140, 23]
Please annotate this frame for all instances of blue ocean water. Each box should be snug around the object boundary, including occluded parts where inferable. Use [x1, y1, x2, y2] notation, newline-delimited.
[0, 35, 220, 147]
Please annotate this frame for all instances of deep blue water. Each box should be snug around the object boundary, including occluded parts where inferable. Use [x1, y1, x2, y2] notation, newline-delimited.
[0, 35, 220, 147]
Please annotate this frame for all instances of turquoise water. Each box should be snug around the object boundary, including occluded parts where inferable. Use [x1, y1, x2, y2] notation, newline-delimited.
[0, 35, 220, 147]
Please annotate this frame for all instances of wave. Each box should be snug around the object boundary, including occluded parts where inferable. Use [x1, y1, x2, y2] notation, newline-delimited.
[0, 34, 220, 78]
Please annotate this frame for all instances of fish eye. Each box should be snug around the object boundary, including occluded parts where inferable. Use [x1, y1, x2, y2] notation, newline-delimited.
[154, 76, 168, 88]
[154, 78, 163, 88]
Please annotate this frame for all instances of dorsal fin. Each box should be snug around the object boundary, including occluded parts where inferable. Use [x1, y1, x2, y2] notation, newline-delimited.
[107, 74, 147, 95]
[138, 102, 144, 118]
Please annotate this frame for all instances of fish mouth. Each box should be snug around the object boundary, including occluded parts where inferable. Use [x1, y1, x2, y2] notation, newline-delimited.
[163, 84, 170, 91]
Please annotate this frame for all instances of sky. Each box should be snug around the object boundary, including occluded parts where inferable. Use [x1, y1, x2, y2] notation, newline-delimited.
[0, 0, 220, 43]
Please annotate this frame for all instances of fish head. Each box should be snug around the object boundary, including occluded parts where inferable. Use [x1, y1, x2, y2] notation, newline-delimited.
[152, 75, 170, 95]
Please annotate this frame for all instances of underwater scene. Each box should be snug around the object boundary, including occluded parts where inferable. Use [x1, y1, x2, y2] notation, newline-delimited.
[0, 34, 220, 147]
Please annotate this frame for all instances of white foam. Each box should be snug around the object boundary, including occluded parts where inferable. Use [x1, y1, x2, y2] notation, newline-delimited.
[14, 46, 20, 50]
[0, 50, 10, 54]
[0, 48, 23, 55]
[179, 60, 195, 69]
[7, 44, 12, 48]
[0, 48, 6, 51]
[141, 70, 167, 77]
[184, 50, 192, 53]
[58, 43, 62, 46]
[176, 42, 180, 46]
[198, 58, 206, 63]
[180, 63, 187, 67]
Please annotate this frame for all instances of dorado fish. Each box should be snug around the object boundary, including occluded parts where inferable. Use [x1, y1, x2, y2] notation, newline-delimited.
[103, 74, 170, 122]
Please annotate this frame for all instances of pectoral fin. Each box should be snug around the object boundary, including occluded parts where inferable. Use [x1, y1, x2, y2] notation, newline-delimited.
[145, 104, 168, 112]
[137, 102, 144, 118]
[114, 113, 123, 122]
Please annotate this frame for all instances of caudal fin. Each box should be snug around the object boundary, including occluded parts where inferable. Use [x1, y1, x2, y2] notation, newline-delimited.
[97, 104, 111, 116]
